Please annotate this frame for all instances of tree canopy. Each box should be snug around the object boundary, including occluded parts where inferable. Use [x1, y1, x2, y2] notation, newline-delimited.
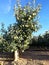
[0, 0, 41, 52]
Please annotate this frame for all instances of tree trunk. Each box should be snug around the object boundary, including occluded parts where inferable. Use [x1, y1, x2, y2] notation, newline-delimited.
[14, 50, 19, 61]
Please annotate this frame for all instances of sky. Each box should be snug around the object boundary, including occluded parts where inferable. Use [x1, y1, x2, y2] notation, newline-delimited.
[0, 0, 49, 36]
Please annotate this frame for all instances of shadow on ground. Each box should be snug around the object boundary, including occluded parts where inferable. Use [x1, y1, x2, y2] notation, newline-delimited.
[20, 50, 49, 60]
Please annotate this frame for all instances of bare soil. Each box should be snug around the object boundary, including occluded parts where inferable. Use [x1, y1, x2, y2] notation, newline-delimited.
[1, 50, 49, 65]
[16, 50, 49, 65]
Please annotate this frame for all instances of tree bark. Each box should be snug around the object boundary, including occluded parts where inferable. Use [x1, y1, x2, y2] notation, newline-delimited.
[14, 50, 19, 61]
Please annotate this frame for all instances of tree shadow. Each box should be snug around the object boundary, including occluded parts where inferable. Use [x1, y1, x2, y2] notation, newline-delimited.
[20, 51, 49, 60]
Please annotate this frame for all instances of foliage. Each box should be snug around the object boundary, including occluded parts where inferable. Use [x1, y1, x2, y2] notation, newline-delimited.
[0, 0, 41, 52]
[0, 23, 9, 52]
[13, 0, 41, 52]
[30, 30, 49, 49]
[38, 31, 49, 47]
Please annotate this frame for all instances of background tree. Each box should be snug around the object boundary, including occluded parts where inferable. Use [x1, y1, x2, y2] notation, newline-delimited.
[30, 30, 49, 50]
[0, 23, 9, 52]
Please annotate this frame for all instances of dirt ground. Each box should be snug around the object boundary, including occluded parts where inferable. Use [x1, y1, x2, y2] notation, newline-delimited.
[0, 50, 49, 65]
[15, 51, 49, 65]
